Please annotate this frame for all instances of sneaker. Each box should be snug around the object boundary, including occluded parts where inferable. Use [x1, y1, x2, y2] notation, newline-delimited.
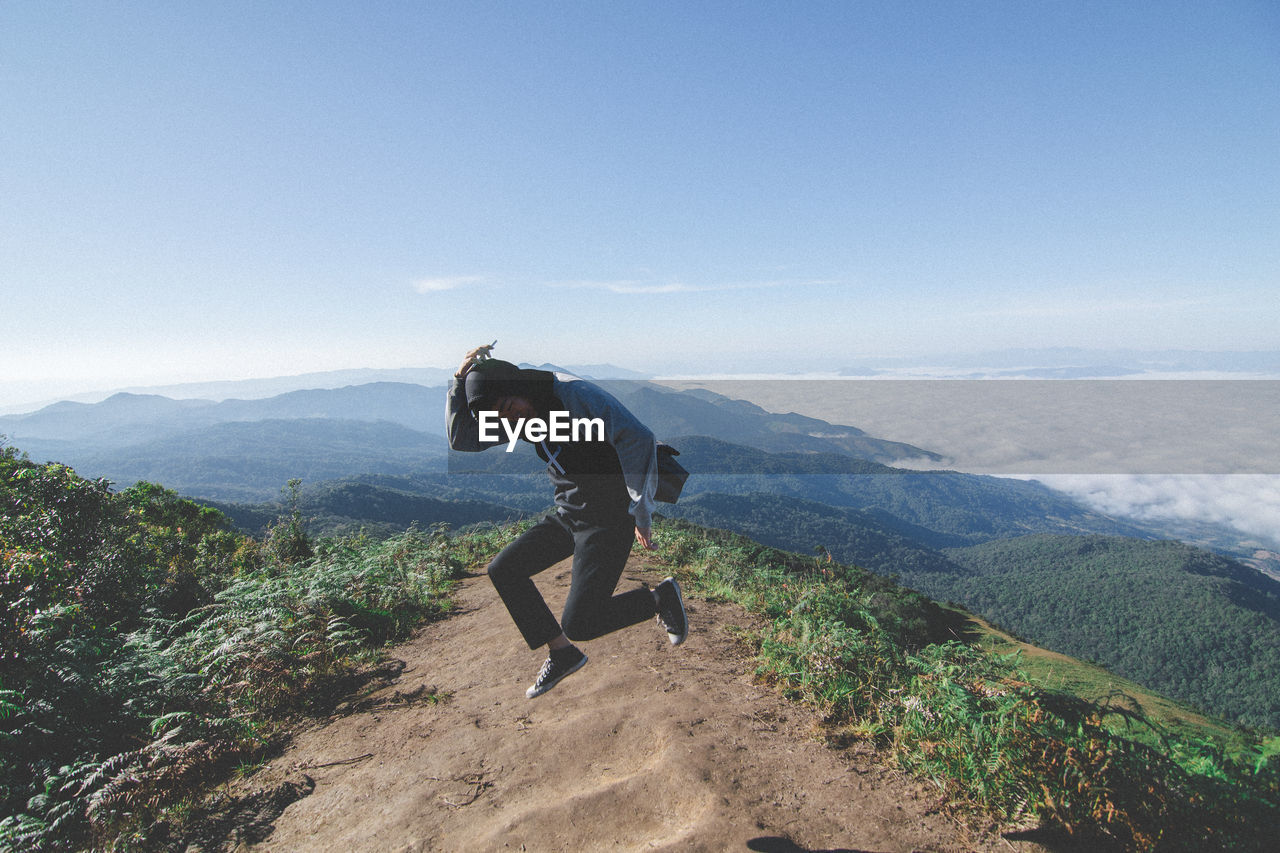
[653, 577, 688, 646]
[525, 645, 587, 698]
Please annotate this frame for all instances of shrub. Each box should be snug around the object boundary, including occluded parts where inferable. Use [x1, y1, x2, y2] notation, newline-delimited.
[1, 457, 484, 852]
[650, 518, 1280, 851]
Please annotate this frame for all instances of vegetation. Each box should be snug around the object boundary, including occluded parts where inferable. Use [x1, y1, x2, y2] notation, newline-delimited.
[210, 477, 535, 539]
[55, 418, 450, 503]
[963, 612, 1246, 750]
[937, 535, 1280, 730]
[649, 519, 1280, 851]
[0, 445, 471, 851]
[5, 434, 1278, 851]
[669, 436, 1148, 545]
[667, 492, 1280, 732]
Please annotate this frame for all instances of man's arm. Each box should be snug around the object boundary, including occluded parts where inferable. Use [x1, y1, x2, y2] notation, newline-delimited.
[554, 376, 658, 536]
[444, 351, 503, 452]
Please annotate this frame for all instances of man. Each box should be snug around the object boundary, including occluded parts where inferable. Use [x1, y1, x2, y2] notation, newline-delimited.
[445, 347, 688, 698]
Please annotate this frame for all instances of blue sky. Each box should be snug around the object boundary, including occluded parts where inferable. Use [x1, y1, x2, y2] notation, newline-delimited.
[2, 1, 1278, 404]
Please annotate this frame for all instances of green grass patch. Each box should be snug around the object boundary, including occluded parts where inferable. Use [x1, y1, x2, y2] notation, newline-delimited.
[961, 609, 1250, 753]
[649, 517, 1280, 852]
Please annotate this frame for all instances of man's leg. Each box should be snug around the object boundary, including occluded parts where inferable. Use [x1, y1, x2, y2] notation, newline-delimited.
[487, 515, 575, 649]
[559, 521, 657, 642]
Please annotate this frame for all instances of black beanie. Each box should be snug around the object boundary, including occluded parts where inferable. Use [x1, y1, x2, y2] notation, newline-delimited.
[463, 360, 556, 415]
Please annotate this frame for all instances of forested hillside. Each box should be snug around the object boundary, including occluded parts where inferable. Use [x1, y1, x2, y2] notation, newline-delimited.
[3, 447, 1278, 851]
[663, 492, 1280, 730]
[937, 535, 1280, 730]
[68, 419, 448, 502]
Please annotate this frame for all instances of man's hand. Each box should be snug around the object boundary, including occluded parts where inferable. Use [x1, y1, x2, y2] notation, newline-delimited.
[455, 341, 498, 379]
[635, 526, 655, 551]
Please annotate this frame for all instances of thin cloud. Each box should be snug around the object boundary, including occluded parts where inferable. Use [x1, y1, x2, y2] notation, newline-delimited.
[550, 278, 837, 295]
[961, 296, 1207, 321]
[413, 275, 485, 294]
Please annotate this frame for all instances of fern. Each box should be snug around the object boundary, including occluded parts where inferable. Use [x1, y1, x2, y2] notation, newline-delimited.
[3, 457, 478, 851]
[650, 518, 1280, 852]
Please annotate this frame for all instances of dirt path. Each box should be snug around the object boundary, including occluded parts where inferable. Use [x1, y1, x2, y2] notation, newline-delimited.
[236, 555, 1040, 853]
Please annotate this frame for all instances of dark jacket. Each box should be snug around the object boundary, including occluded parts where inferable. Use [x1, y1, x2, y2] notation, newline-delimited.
[445, 368, 658, 528]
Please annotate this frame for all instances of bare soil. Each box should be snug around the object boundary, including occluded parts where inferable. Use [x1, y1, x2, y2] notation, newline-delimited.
[223, 554, 1050, 853]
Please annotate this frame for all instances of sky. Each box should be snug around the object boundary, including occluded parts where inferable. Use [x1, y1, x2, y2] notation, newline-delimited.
[2, 1, 1279, 406]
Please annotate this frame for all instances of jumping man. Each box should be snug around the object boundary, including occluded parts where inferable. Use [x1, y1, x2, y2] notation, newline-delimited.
[445, 347, 688, 698]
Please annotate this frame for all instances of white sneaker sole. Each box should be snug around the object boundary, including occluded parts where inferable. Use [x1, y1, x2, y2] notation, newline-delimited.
[659, 577, 687, 646]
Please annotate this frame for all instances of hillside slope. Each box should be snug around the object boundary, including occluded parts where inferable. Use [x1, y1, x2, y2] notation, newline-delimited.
[936, 535, 1280, 730]
[5, 449, 1275, 851]
[236, 558, 1022, 853]
[659, 494, 1280, 731]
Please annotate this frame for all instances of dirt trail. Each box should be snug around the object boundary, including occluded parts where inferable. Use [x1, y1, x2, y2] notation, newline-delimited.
[236, 555, 1041, 853]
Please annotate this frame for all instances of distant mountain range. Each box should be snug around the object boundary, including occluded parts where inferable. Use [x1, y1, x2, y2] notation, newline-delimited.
[6, 371, 1280, 727]
[0, 379, 941, 499]
[7, 348, 1279, 416]
[2, 383, 442, 448]
[0, 362, 652, 413]
[1, 377, 1265, 561]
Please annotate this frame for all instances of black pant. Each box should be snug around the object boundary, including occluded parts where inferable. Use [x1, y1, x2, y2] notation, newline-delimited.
[487, 513, 656, 649]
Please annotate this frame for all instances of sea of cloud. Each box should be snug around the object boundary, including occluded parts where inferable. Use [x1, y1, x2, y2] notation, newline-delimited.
[659, 376, 1280, 550]
[1030, 474, 1280, 550]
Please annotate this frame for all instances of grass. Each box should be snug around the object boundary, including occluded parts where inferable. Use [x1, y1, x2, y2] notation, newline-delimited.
[1, 522, 501, 853]
[6, 482, 1277, 853]
[647, 517, 1280, 852]
[960, 609, 1249, 752]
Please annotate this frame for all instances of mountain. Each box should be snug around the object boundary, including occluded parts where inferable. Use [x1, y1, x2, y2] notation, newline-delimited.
[70, 419, 448, 502]
[656, 491, 1280, 729]
[0, 363, 652, 414]
[666, 436, 1149, 546]
[598, 383, 942, 464]
[2, 378, 938, 463]
[1, 393, 218, 443]
[0, 382, 441, 448]
[6, 378, 1266, 567]
[9, 376, 1264, 565]
[110, 367, 458, 402]
[198, 432, 1154, 552]
[209, 480, 529, 537]
[667, 491, 968, 578]
[0, 379, 943, 502]
[937, 535, 1280, 730]
[527, 362, 652, 379]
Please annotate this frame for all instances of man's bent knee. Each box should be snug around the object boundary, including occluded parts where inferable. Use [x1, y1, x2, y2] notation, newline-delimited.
[561, 612, 603, 643]
[486, 555, 514, 584]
